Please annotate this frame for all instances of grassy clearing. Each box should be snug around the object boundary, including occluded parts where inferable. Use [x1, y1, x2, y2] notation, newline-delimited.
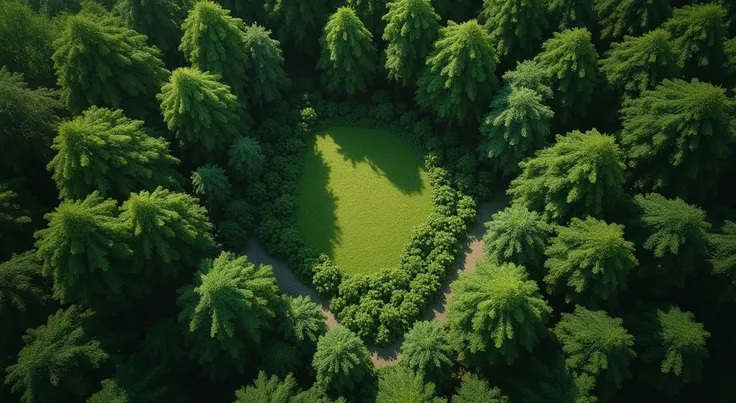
[297, 126, 433, 275]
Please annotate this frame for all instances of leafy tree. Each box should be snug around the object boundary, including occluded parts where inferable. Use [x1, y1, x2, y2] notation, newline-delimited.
[447, 260, 551, 365]
[159, 67, 247, 160]
[265, 0, 333, 51]
[508, 129, 625, 221]
[415, 20, 498, 123]
[480, 0, 547, 63]
[502, 60, 553, 100]
[48, 107, 180, 200]
[594, 0, 671, 40]
[177, 252, 280, 376]
[241, 24, 290, 104]
[191, 164, 233, 209]
[229, 136, 266, 182]
[87, 358, 169, 403]
[382, 0, 441, 86]
[52, 12, 168, 118]
[664, 4, 728, 78]
[346, 0, 389, 35]
[479, 86, 554, 175]
[4, 307, 108, 403]
[313, 326, 374, 397]
[451, 373, 509, 403]
[317, 7, 377, 95]
[620, 79, 736, 199]
[114, 0, 186, 62]
[547, 0, 595, 31]
[0, 1, 56, 88]
[376, 366, 445, 403]
[401, 321, 453, 384]
[482, 205, 551, 275]
[535, 28, 598, 123]
[709, 221, 736, 286]
[277, 295, 327, 354]
[544, 217, 637, 306]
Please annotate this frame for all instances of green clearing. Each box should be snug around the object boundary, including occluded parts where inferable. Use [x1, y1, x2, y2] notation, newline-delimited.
[297, 126, 433, 275]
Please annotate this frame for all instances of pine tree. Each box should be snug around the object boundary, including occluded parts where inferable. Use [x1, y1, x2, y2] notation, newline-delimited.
[415, 20, 498, 123]
[508, 129, 625, 221]
[451, 373, 509, 403]
[277, 295, 327, 355]
[48, 107, 180, 201]
[479, 86, 554, 175]
[191, 164, 233, 209]
[594, 0, 671, 40]
[0, 1, 56, 88]
[535, 28, 598, 123]
[447, 260, 551, 365]
[502, 60, 553, 100]
[313, 326, 374, 397]
[401, 321, 453, 384]
[265, 0, 333, 52]
[52, 12, 168, 118]
[229, 137, 266, 182]
[481, 0, 548, 63]
[547, 0, 595, 31]
[317, 7, 377, 95]
[241, 24, 290, 104]
[4, 307, 108, 403]
[482, 205, 551, 276]
[376, 366, 444, 403]
[664, 4, 728, 79]
[382, 0, 441, 86]
[115, 0, 185, 62]
[235, 371, 300, 403]
[159, 67, 247, 160]
[620, 79, 736, 199]
[544, 217, 637, 306]
[709, 221, 736, 287]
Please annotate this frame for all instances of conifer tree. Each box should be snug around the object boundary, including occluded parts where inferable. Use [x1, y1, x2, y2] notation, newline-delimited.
[620, 79, 736, 199]
[234, 372, 300, 403]
[594, 0, 671, 40]
[313, 326, 374, 398]
[382, 0, 441, 86]
[709, 221, 736, 287]
[415, 20, 498, 122]
[482, 205, 551, 276]
[277, 295, 327, 355]
[547, 0, 595, 31]
[535, 28, 597, 123]
[265, 0, 333, 52]
[317, 7, 377, 95]
[447, 260, 551, 365]
[401, 321, 453, 384]
[664, 4, 728, 79]
[452, 373, 509, 403]
[517, 357, 597, 403]
[52, 13, 168, 118]
[481, 0, 548, 63]
[48, 107, 180, 201]
[0, 1, 56, 88]
[544, 217, 638, 306]
[229, 137, 266, 182]
[600, 29, 679, 99]
[508, 129, 625, 221]
[191, 164, 233, 209]
[502, 60, 553, 100]
[115, 0, 185, 62]
[159, 67, 247, 160]
[241, 24, 290, 104]
[479, 86, 554, 175]
[376, 366, 444, 403]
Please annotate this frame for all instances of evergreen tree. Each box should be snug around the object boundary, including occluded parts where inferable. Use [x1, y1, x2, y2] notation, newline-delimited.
[52, 12, 168, 118]
[415, 20, 498, 123]
[235, 371, 300, 403]
[159, 67, 247, 160]
[547, 0, 595, 31]
[376, 366, 444, 403]
[229, 137, 266, 182]
[481, 0, 547, 63]
[191, 164, 233, 209]
[87, 358, 170, 403]
[709, 221, 736, 288]
[447, 260, 551, 365]
[594, 0, 671, 40]
[382, 0, 441, 86]
[48, 107, 180, 201]
[544, 217, 638, 306]
[277, 295, 327, 355]
[265, 0, 333, 52]
[313, 326, 374, 398]
[508, 129, 625, 221]
[0, 0, 56, 88]
[620, 79, 736, 199]
[502, 60, 553, 100]
[401, 321, 453, 384]
[4, 307, 108, 403]
[664, 4, 728, 79]
[479, 86, 554, 175]
[347, 0, 389, 35]
[177, 252, 280, 376]
[535, 28, 598, 123]
[241, 24, 290, 104]
[115, 0, 185, 62]
[317, 7, 377, 95]
[516, 357, 597, 403]
[482, 205, 551, 276]
[451, 373, 509, 403]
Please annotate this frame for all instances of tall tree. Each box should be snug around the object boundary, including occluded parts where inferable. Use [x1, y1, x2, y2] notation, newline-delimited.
[313, 326, 374, 398]
[508, 129, 625, 221]
[241, 24, 290, 104]
[191, 164, 233, 209]
[235, 372, 303, 403]
[664, 4, 728, 79]
[451, 373, 509, 403]
[52, 13, 168, 118]
[415, 20, 498, 123]
[115, 0, 185, 62]
[481, 0, 548, 63]
[264, 0, 333, 52]
[594, 0, 671, 41]
[382, 0, 441, 86]
[401, 321, 453, 384]
[502, 60, 553, 100]
[229, 137, 266, 182]
[619, 79, 736, 199]
[482, 205, 551, 276]
[709, 221, 736, 292]
[0, 0, 56, 88]
[48, 107, 180, 201]
[447, 260, 551, 366]
[547, 0, 595, 31]
[277, 295, 327, 356]
[317, 7, 377, 95]
[535, 28, 598, 124]
[376, 366, 444, 403]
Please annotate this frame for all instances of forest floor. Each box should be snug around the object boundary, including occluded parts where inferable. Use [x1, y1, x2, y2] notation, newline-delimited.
[244, 195, 509, 367]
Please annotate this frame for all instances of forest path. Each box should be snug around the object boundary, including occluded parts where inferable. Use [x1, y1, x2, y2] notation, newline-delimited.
[243, 195, 508, 367]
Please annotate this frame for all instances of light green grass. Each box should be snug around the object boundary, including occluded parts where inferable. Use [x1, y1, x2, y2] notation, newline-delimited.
[297, 126, 433, 275]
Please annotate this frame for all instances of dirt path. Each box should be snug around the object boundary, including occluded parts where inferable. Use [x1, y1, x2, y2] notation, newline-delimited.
[243, 195, 508, 367]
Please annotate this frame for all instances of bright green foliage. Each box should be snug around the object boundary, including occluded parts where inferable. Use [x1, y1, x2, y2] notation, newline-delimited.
[479, 86, 554, 175]
[415, 20, 498, 122]
[177, 252, 279, 375]
[547, 0, 595, 31]
[382, 0, 441, 86]
[229, 136, 266, 182]
[159, 67, 247, 160]
[191, 164, 232, 208]
[0, 180, 33, 247]
[87, 359, 169, 403]
[4, 307, 108, 403]
[120, 187, 215, 277]
[35, 192, 133, 306]
[52, 13, 168, 117]
[535, 28, 597, 123]
[447, 260, 551, 365]
[710, 221, 736, 281]
[481, 0, 547, 62]
[115, 0, 185, 61]
[517, 357, 597, 403]
[594, 0, 670, 40]
[347, 0, 389, 35]
[620, 79, 736, 199]
[313, 326, 374, 397]
[502, 60, 553, 100]
[401, 321, 453, 384]
[235, 372, 300, 403]
[600, 29, 678, 99]
[0, 252, 50, 350]
[180, 1, 249, 101]
[482, 205, 551, 275]
[376, 366, 445, 403]
[265, 0, 333, 51]
[508, 129, 625, 221]
[242, 24, 290, 104]
[48, 107, 180, 200]
[544, 217, 637, 306]
[0, 1, 56, 88]
[554, 306, 636, 391]
[278, 295, 327, 352]
[317, 7, 377, 95]
[451, 373, 509, 403]
[664, 4, 728, 77]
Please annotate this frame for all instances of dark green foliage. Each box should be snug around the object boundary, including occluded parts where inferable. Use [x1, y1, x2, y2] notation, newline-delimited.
[401, 321, 453, 384]
[38, 0, 81, 16]
[48, 107, 180, 200]
[508, 129, 625, 221]
[709, 221, 736, 284]
[547, 0, 595, 31]
[517, 357, 597, 403]
[346, 0, 389, 35]
[191, 164, 233, 209]
[241, 24, 290, 104]
[481, 0, 547, 62]
[725, 38, 736, 86]
[312, 257, 343, 297]
[376, 366, 445, 403]
[482, 205, 551, 275]
[0, 1, 56, 88]
[87, 358, 169, 403]
[218, 199, 256, 250]
[218, 0, 265, 23]
[278, 295, 327, 354]
[451, 373, 509, 403]
[594, 0, 671, 40]
[317, 7, 377, 95]
[620, 79, 736, 199]
[502, 60, 553, 100]
[664, 4, 728, 78]
[265, 0, 333, 51]
[0, 180, 34, 250]
[115, 0, 185, 61]
[229, 136, 266, 182]
[313, 326, 374, 397]
[142, 318, 187, 368]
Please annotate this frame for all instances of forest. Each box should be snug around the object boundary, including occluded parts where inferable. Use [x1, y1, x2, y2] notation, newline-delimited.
[1, 0, 735, 401]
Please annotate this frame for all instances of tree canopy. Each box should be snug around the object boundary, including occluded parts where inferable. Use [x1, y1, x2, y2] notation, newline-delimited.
[401, 321, 453, 384]
[594, 0, 671, 41]
[241, 24, 290, 104]
[481, 0, 547, 63]
[663, 4, 728, 80]
[313, 326, 374, 398]
[482, 205, 551, 275]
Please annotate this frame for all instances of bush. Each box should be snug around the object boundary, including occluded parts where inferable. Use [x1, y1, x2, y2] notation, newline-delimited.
[312, 256, 343, 297]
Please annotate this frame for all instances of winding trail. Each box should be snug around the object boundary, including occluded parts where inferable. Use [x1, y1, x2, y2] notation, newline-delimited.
[244, 196, 508, 367]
